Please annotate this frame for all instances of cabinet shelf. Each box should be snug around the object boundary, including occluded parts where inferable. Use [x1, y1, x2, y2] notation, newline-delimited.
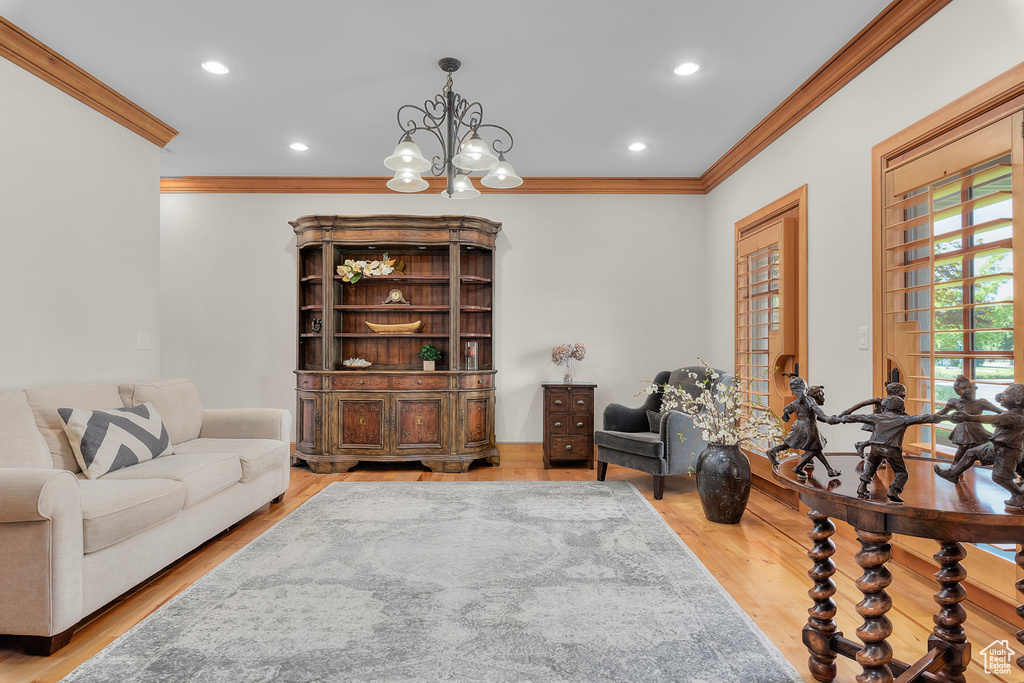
[300, 275, 323, 282]
[334, 333, 450, 339]
[460, 276, 492, 284]
[334, 305, 450, 312]
[335, 275, 450, 283]
[459, 333, 493, 338]
[300, 305, 324, 311]
[460, 306, 492, 312]
[299, 333, 322, 338]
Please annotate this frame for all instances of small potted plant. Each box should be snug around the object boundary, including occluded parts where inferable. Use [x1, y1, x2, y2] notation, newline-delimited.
[417, 344, 442, 372]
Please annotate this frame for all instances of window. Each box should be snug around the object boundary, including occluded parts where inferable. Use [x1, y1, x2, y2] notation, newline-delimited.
[877, 114, 1021, 456]
[735, 187, 807, 463]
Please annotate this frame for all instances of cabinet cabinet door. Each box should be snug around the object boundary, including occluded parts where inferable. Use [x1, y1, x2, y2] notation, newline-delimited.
[329, 394, 387, 452]
[393, 393, 449, 454]
[458, 391, 494, 452]
[296, 392, 322, 454]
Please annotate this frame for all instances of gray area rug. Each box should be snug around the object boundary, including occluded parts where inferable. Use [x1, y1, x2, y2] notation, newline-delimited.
[63, 481, 801, 682]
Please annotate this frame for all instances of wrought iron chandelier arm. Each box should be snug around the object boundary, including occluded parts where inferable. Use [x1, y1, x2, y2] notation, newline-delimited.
[474, 122, 515, 155]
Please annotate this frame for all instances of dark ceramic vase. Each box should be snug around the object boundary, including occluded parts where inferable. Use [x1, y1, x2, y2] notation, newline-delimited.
[695, 444, 751, 525]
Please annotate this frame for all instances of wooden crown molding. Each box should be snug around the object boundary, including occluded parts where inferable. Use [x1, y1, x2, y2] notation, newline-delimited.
[159, 176, 705, 194]
[0, 16, 177, 147]
[700, 0, 953, 193]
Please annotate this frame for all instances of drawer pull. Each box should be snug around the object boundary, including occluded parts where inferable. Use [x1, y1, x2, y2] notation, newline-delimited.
[359, 380, 365, 385]
[478, 379, 483, 384]
[576, 399, 585, 406]
[576, 422, 584, 428]
[417, 379, 422, 385]
[554, 422, 562, 428]
[565, 444, 573, 451]
[554, 400, 563, 406]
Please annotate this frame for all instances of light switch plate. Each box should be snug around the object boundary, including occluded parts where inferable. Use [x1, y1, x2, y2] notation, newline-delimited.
[138, 332, 151, 350]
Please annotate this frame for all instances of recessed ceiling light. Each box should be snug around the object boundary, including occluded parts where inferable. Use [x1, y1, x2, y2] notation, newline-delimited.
[201, 61, 229, 75]
[674, 62, 700, 76]
[628, 142, 647, 152]
[290, 143, 309, 151]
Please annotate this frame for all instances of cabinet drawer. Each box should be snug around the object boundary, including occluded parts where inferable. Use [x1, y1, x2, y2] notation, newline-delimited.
[569, 390, 592, 414]
[547, 415, 569, 435]
[459, 374, 493, 389]
[392, 376, 449, 390]
[549, 436, 590, 459]
[333, 375, 389, 390]
[546, 389, 570, 412]
[297, 375, 322, 390]
[569, 416, 591, 435]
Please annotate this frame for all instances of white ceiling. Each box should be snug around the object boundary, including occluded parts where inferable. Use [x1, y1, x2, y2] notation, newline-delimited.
[0, 0, 893, 178]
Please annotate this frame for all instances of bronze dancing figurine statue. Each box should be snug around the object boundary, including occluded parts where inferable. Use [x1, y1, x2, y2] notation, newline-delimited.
[932, 374, 1003, 480]
[939, 382, 1024, 509]
[839, 381, 907, 462]
[840, 395, 939, 504]
[765, 377, 841, 479]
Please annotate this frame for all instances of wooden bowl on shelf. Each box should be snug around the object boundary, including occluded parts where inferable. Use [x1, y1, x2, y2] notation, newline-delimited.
[365, 320, 423, 334]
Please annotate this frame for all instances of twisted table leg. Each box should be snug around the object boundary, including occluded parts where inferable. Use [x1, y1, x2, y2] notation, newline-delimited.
[929, 541, 969, 683]
[1017, 545, 1024, 674]
[804, 511, 841, 682]
[854, 529, 894, 683]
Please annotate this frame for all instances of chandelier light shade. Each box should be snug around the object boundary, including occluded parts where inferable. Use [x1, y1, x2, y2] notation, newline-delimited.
[481, 153, 523, 189]
[384, 134, 431, 173]
[384, 57, 521, 198]
[386, 169, 430, 192]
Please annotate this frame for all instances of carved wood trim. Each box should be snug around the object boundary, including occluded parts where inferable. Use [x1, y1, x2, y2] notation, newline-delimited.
[700, 0, 953, 192]
[159, 176, 704, 194]
[0, 17, 177, 146]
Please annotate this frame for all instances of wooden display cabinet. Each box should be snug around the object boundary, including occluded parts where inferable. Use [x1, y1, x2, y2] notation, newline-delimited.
[291, 215, 500, 473]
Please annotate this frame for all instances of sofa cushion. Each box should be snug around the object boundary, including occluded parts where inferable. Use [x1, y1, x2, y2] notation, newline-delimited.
[594, 430, 664, 460]
[0, 391, 52, 469]
[173, 438, 288, 483]
[119, 379, 204, 445]
[58, 403, 174, 480]
[100, 452, 241, 507]
[27, 383, 123, 472]
[79, 478, 186, 553]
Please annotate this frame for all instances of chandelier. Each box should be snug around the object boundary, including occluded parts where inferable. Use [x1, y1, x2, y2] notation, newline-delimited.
[384, 57, 522, 199]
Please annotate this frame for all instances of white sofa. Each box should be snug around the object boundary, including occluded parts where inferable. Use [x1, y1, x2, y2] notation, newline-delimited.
[0, 379, 291, 655]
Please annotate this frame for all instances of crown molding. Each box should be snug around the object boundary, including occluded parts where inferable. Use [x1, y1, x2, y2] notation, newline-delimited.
[159, 176, 705, 194]
[0, 16, 177, 147]
[699, 0, 953, 192]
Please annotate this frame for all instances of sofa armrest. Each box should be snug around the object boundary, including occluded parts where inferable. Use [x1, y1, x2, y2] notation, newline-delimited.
[0, 468, 84, 637]
[199, 408, 292, 441]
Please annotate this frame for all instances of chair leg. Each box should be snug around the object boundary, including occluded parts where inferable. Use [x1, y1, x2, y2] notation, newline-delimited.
[653, 475, 665, 500]
[597, 461, 608, 481]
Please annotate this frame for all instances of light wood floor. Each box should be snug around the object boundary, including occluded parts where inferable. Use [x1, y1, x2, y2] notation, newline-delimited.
[1, 446, 1018, 683]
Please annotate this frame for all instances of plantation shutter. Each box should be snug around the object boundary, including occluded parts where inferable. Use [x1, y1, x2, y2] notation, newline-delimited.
[879, 113, 1022, 455]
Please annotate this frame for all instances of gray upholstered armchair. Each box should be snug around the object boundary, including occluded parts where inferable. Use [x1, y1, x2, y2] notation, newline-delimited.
[595, 366, 728, 500]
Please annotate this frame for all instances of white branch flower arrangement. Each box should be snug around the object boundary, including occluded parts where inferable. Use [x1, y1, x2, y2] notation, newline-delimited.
[337, 252, 401, 283]
[641, 358, 783, 449]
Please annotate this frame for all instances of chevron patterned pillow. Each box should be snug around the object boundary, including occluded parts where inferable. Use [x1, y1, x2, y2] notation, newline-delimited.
[58, 402, 173, 479]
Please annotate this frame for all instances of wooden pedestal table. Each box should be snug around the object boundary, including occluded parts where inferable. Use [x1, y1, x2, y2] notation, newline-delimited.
[772, 454, 1024, 683]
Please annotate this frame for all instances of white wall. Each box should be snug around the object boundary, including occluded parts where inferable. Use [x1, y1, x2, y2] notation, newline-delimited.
[159, 193, 706, 441]
[704, 0, 1024, 444]
[0, 58, 162, 390]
